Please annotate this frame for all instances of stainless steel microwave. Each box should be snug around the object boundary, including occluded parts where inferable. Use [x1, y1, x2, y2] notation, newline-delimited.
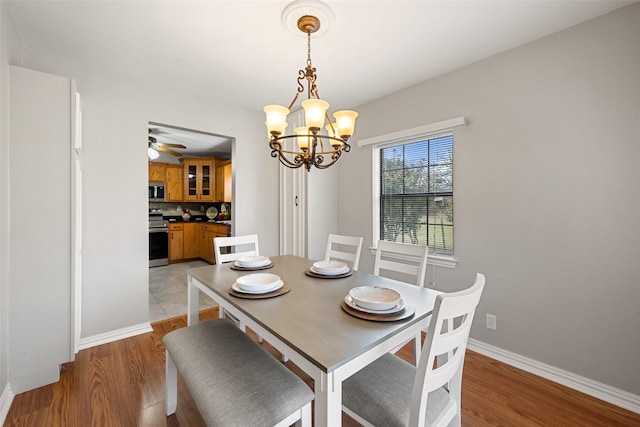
[149, 182, 165, 202]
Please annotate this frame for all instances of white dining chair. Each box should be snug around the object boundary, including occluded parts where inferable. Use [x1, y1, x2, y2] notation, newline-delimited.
[213, 234, 262, 340]
[374, 240, 429, 363]
[214, 234, 260, 264]
[374, 240, 429, 287]
[325, 233, 364, 271]
[342, 273, 485, 427]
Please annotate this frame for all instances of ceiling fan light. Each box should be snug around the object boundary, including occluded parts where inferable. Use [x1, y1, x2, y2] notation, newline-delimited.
[148, 147, 160, 160]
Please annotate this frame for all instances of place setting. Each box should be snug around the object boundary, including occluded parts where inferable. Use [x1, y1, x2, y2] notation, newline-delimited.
[229, 273, 290, 299]
[230, 255, 274, 271]
[341, 286, 414, 321]
[305, 260, 354, 279]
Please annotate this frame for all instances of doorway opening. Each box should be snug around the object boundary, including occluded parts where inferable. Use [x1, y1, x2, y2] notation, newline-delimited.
[147, 122, 234, 322]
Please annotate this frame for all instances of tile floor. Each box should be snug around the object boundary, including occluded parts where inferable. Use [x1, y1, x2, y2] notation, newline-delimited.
[149, 260, 217, 323]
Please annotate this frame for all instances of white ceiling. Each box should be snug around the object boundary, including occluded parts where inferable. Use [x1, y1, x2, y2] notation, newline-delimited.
[5, 0, 635, 156]
[148, 122, 232, 161]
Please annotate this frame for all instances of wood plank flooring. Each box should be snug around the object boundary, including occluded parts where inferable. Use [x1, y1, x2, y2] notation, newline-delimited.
[4, 307, 640, 426]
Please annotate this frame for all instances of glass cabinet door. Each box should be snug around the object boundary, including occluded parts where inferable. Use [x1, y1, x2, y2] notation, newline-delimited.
[182, 158, 214, 201]
[187, 164, 198, 197]
[201, 163, 211, 197]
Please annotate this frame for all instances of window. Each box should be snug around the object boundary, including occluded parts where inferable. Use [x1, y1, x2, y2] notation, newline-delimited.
[358, 116, 464, 265]
[379, 134, 453, 255]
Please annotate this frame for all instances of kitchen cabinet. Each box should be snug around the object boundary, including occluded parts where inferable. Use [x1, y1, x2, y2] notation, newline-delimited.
[168, 223, 184, 262]
[199, 223, 229, 264]
[148, 162, 167, 182]
[166, 164, 183, 201]
[183, 222, 200, 259]
[215, 159, 232, 202]
[170, 222, 230, 264]
[199, 223, 217, 264]
[182, 158, 214, 202]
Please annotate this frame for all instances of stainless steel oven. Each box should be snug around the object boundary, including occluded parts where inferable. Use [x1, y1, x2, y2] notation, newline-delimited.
[149, 210, 168, 267]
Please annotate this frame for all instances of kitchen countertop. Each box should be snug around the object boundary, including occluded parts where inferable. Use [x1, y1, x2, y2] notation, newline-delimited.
[165, 216, 231, 225]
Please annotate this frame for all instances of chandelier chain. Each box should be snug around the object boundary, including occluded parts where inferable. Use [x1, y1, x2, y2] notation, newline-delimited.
[306, 31, 312, 67]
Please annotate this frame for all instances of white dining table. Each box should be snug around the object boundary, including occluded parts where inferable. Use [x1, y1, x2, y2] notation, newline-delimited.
[186, 254, 440, 427]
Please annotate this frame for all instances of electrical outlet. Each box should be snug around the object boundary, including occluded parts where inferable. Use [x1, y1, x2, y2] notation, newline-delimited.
[486, 313, 497, 331]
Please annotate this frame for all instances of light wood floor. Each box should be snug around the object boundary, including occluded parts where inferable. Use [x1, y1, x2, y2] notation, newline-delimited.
[4, 307, 640, 426]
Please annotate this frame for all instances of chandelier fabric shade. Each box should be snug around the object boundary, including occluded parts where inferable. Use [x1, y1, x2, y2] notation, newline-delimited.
[264, 1, 358, 171]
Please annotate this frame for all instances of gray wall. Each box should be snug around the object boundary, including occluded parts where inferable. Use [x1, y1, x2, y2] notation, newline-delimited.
[0, 0, 18, 401]
[17, 51, 279, 339]
[338, 3, 640, 395]
[0, 2, 280, 380]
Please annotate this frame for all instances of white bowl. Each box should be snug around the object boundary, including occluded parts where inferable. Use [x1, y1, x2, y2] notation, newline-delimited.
[235, 255, 270, 268]
[310, 265, 350, 276]
[236, 273, 281, 292]
[348, 286, 401, 311]
[312, 260, 348, 275]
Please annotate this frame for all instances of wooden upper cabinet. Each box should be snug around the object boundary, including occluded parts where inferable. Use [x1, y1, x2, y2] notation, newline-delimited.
[215, 159, 232, 202]
[148, 162, 167, 182]
[181, 158, 214, 202]
[166, 164, 183, 202]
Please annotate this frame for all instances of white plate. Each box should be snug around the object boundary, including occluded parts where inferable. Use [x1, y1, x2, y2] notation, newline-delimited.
[312, 260, 348, 275]
[206, 206, 218, 219]
[235, 256, 270, 268]
[236, 273, 281, 292]
[344, 295, 406, 314]
[232, 280, 283, 294]
[348, 286, 402, 311]
[310, 265, 350, 276]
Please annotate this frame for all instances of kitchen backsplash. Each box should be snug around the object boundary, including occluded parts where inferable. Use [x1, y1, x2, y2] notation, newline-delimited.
[148, 201, 231, 219]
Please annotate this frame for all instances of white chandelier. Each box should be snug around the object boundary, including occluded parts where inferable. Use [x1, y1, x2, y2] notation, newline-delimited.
[264, 0, 358, 172]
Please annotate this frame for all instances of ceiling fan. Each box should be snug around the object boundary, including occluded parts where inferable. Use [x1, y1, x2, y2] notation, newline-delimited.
[148, 129, 186, 158]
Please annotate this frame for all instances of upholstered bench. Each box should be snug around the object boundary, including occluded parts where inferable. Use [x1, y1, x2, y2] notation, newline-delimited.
[164, 318, 314, 427]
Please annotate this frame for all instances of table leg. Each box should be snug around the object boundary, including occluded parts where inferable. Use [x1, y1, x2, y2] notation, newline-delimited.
[187, 275, 200, 325]
[314, 371, 342, 427]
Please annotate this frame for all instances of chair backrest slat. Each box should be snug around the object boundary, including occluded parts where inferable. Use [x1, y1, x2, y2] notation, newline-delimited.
[325, 234, 364, 271]
[214, 234, 259, 264]
[373, 240, 429, 287]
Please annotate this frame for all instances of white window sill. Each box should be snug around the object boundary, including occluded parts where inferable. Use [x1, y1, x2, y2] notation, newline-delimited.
[368, 247, 458, 269]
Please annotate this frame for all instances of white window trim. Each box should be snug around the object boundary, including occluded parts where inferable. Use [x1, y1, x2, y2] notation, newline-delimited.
[366, 247, 458, 269]
[362, 116, 466, 269]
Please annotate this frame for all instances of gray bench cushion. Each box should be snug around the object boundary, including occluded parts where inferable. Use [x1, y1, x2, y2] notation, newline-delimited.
[164, 318, 314, 426]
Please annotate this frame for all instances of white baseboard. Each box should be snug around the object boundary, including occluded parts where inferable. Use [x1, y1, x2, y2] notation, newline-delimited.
[0, 383, 14, 426]
[468, 339, 640, 415]
[78, 322, 153, 351]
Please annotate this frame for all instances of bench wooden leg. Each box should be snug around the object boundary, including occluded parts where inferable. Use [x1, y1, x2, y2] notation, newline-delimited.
[165, 349, 177, 415]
